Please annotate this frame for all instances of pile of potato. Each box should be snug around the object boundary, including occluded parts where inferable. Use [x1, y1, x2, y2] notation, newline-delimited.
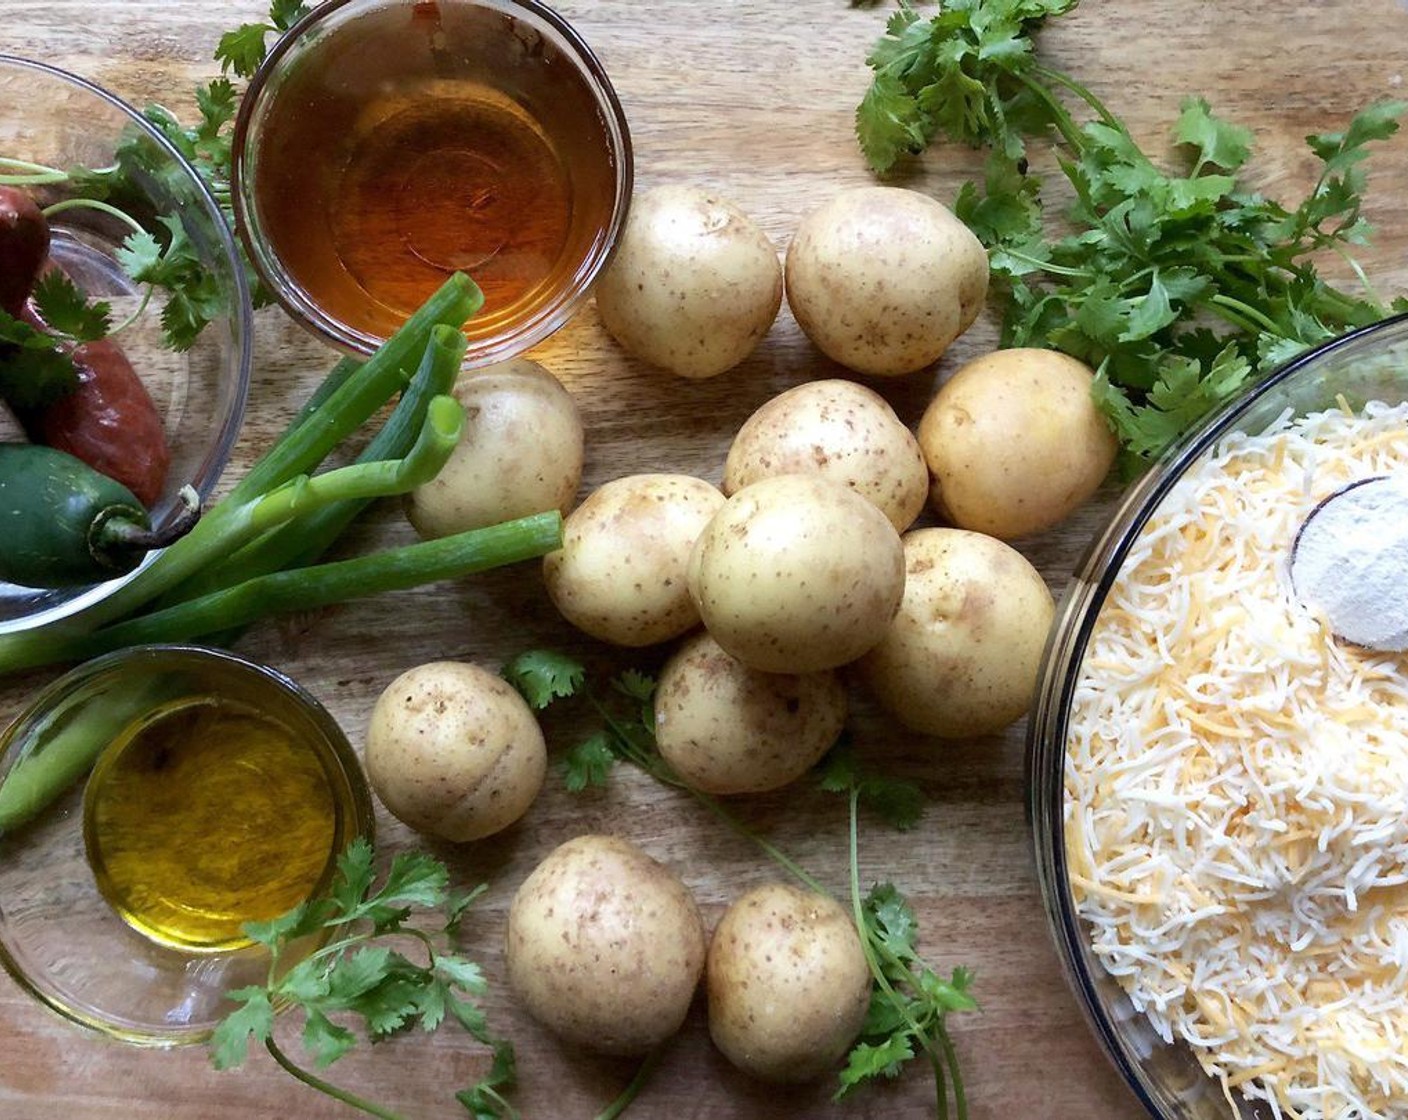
[358, 182, 1120, 1084]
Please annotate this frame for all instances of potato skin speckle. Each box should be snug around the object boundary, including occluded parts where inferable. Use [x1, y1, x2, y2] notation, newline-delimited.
[917, 347, 1117, 540]
[365, 661, 546, 841]
[505, 835, 706, 1056]
[594, 185, 782, 379]
[724, 379, 927, 531]
[686, 474, 905, 673]
[543, 473, 725, 646]
[706, 882, 871, 1082]
[857, 528, 1055, 738]
[654, 631, 846, 794]
[785, 186, 988, 377]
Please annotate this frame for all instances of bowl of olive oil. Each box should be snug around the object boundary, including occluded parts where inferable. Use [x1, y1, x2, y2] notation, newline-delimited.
[0, 645, 373, 1045]
[232, 0, 633, 366]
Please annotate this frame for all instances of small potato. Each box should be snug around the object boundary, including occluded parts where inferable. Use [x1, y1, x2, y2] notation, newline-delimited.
[723, 379, 927, 530]
[594, 185, 783, 379]
[654, 631, 846, 794]
[785, 186, 988, 377]
[707, 883, 872, 1083]
[687, 474, 905, 673]
[543, 473, 725, 646]
[365, 661, 546, 841]
[857, 528, 1055, 739]
[917, 347, 1117, 540]
[406, 358, 583, 540]
[505, 835, 707, 1056]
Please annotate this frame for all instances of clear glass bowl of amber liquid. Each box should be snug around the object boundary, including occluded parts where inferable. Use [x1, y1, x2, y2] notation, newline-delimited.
[0, 645, 374, 1045]
[232, 0, 633, 365]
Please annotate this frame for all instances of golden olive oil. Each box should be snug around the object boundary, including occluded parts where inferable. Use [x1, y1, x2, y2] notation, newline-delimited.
[83, 696, 344, 954]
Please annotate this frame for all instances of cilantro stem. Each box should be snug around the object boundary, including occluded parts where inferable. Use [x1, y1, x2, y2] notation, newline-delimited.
[40, 196, 145, 236]
[846, 787, 957, 1120]
[593, 1049, 666, 1120]
[0, 157, 69, 184]
[1008, 71, 1085, 153]
[997, 247, 1087, 278]
[263, 1037, 409, 1120]
[1207, 292, 1283, 335]
[584, 691, 830, 895]
[1029, 64, 1121, 135]
[37, 198, 157, 334]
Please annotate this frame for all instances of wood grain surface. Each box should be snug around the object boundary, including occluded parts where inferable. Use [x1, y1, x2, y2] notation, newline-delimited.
[3, 2, 1408, 1118]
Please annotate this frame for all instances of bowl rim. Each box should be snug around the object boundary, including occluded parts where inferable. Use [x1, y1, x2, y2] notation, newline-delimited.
[0, 54, 254, 634]
[0, 643, 375, 1047]
[229, 0, 635, 366]
[1025, 309, 1408, 1118]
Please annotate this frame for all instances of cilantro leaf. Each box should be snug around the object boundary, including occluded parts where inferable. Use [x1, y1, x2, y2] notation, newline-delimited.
[302, 1010, 356, 1068]
[1175, 96, 1252, 171]
[501, 649, 585, 709]
[818, 746, 926, 831]
[456, 1040, 518, 1120]
[271, 0, 312, 31]
[563, 731, 618, 791]
[30, 272, 111, 342]
[0, 311, 79, 410]
[215, 23, 277, 79]
[209, 987, 276, 1070]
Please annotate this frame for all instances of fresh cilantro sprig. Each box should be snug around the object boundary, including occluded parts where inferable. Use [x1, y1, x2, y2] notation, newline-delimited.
[210, 838, 518, 1120]
[0, 261, 121, 407]
[856, 0, 1408, 469]
[0, 309, 79, 410]
[504, 650, 972, 1116]
[215, 0, 312, 79]
[835, 791, 977, 1118]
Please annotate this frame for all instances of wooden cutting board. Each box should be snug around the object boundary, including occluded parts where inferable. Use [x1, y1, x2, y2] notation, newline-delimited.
[2, 1, 1407, 1117]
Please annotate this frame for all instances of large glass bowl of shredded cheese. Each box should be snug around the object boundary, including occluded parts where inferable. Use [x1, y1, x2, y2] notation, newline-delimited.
[1029, 311, 1408, 1120]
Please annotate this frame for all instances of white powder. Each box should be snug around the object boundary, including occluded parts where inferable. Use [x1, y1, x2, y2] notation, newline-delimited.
[1291, 475, 1408, 651]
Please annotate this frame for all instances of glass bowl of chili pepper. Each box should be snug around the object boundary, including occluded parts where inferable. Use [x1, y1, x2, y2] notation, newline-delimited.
[0, 56, 253, 632]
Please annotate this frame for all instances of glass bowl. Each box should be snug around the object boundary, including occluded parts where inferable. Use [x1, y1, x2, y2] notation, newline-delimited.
[0, 56, 253, 633]
[232, 0, 633, 366]
[0, 645, 375, 1046]
[1029, 313, 1408, 1119]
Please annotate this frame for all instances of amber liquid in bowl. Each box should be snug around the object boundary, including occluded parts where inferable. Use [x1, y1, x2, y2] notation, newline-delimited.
[250, 1, 621, 345]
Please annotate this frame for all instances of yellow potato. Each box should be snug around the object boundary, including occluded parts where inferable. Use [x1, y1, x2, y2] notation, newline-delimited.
[917, 347, 1117, 539]
[543, 473, 725, 646]
[856, 528, 1055, 738]
[723, 379, 927, 530]
[654, 631, 846, 794]
[505, 835, 707, 1056]
[365, 661, 546, 841]
[687, 474, 905, 673]
[594, 185, 782, 379]
[406, 357, 583, 540]
[707, 883, 872, 1082]
[785, 186, 988, 376]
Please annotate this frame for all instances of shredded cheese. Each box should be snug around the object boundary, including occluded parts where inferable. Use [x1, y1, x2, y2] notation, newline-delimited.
[1067, 401, 1408, 1120]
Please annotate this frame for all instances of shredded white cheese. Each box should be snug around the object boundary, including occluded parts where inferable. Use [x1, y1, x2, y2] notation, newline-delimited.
[1066, 399, 1408, 1120]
